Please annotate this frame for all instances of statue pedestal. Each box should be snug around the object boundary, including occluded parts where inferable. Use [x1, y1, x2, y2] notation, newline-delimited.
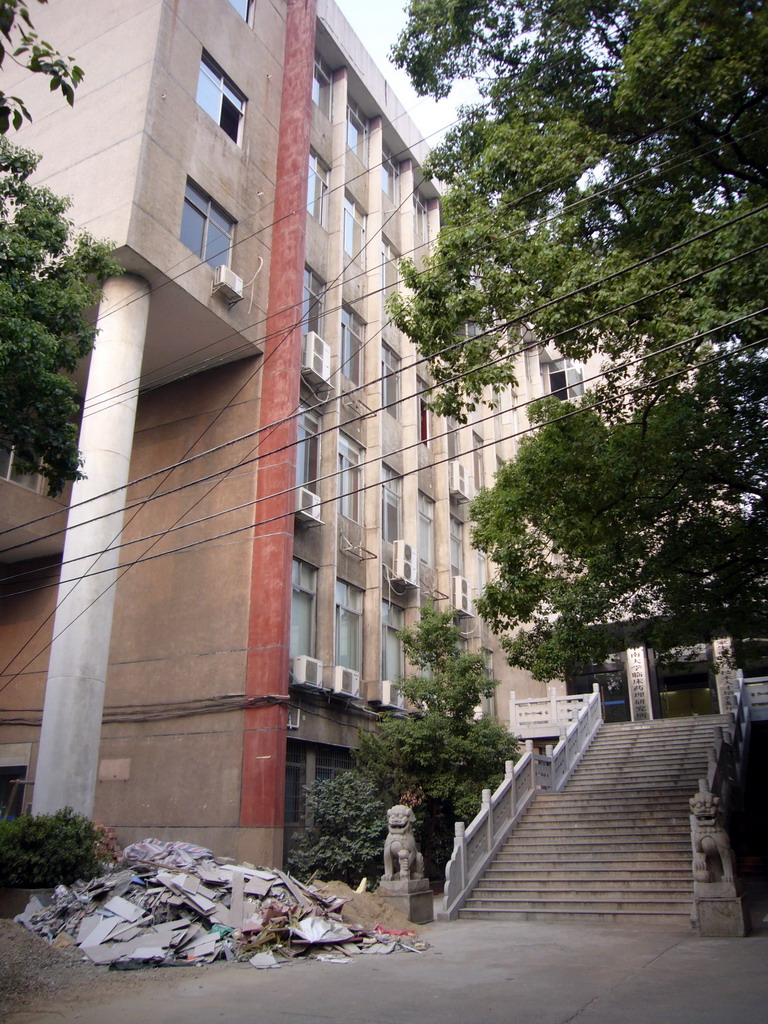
[693, 880, 751, 937]
[376, 877, 434, 925]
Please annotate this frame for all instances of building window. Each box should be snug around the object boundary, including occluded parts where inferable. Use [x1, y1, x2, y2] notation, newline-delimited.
[180, 180, 234, 268]
[315, 744, 355, 783]
[446, 416, 460, 460]
[307, 151, 329, 226]
[472, 432, 485, 490]
[414, 192, 429, 239]
[547, 358, 585, 401]
[418, 492, 435, 567]
[296, 406, 321, 493]
[228, 0, 253, 20]
[336, 580, 363, 671]
[340, 305, 364, 383]
[312, 54, 333, 119]
[381, 148, 400, 202]
[381, 342, 400, 410]
[450, 516, 464, 577]
[284, 739, 307, 824]
[346, 100, 368, 161]
[338, 434, 363, 522]
[381, 237, 398, 301]
[382, 600, 404, 681]
[0, 765, 26, 819]
[418, 379, 431, 446]
[290, 559, 317, 659]
[303, 267, 324, 337]
[196, 53, 245, 143]
[343, 195, 366, 266]
[0, 447, 42, 493]
[476, 550, 488, 592]
[381, 464, 402, 543]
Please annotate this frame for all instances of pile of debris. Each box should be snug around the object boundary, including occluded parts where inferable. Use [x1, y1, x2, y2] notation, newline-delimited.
[16, 839, 427, 969]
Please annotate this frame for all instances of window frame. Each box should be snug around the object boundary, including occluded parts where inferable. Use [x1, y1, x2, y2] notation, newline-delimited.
[381, 342, 400, 411]
[381, 236, 398, 301]
[381, 464, 402, 543]
[180, 180, 235, 269]
[307, 150, 329, 226]
[296, 405, 321, 494]
[335, 580, 363, 672]
[346, 100, 368, 161]
[227, 0, 253, 22]
[381, 148, 400, 202]
[290, 559, 318, 660]
[340, 305, 365, 383]
[338, 433, 363, 522]
[472, 431, 485, 490]
[450, 515, 464, 577]
[381, 599, 405, 682]
[196, 52, 246, 144]
[418, 378, 431, 447]
[413, 192, 429, 239]
[418, 492, 435, 567]
[312, 54, 333, 119]
[303, 266, 325, 338]
[343, 195, 366, 266]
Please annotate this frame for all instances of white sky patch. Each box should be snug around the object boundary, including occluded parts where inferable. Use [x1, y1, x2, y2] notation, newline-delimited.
[334, 0, 480, 145]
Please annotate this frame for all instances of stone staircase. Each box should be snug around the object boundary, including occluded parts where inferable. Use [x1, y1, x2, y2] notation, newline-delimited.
[459, 714, 732, 923]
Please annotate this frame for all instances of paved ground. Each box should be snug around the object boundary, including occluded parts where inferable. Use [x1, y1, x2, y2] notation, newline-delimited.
[5, 898, 767, 1024]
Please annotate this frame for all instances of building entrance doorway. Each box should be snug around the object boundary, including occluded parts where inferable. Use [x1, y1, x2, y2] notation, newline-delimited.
[568, 661, 631, 723]
[658, 671, 714, 718]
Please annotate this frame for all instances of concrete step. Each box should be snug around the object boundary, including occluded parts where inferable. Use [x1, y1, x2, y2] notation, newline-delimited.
[492, 852, 690, 867]
[461, 895, 693, 914]
[482, 870, 691, 883]
[457, 906, 692, 923]
[474, 880, 691, 894]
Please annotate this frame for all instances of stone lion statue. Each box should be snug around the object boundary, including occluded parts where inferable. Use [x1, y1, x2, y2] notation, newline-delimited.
[383, 804, 425, 881]
[689, 787, 735, 883]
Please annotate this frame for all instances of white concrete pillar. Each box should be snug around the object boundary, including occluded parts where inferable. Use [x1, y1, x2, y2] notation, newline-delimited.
[33, 275, 150, 816]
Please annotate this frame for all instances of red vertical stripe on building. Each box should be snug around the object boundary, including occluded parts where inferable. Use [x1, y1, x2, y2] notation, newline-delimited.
[240, 0, 317, 830]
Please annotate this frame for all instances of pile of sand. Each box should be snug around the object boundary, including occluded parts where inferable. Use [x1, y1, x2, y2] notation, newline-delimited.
[313, 881, 420, 934]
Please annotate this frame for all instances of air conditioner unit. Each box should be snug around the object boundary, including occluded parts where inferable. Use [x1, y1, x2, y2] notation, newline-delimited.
[293, 655, 324, 688]
[333, 665, 360, 696]
[301, 331, 332, 387]
[211, 265, 244, 302]
[380, 679, 405, 708]
[449, 461, 471, 500]
[392, 539, 419, 587]
[295, 486, 322, 523]
[452, 574, 473, 616]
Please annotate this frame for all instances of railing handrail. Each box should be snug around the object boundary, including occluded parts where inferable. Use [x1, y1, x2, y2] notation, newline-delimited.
[440, 685, 602, 919]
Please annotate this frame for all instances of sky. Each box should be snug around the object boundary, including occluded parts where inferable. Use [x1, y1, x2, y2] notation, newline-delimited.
[333, 0, 480, 145]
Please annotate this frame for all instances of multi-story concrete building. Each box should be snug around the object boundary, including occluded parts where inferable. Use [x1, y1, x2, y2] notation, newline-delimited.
[0, 0, 552, 861]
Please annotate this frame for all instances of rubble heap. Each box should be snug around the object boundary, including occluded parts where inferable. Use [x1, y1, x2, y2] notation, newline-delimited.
[17, 839, 427, 969]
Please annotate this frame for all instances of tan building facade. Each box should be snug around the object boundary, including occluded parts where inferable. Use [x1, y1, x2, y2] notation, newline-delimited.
[0, 0, 553, 861]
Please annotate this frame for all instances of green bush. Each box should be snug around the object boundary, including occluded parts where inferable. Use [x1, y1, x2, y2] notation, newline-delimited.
[287, 772, 388, 888]
[0, 807, 105, 888]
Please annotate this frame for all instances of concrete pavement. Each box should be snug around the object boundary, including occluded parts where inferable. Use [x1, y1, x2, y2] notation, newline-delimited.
[7, 896, 767, 1024]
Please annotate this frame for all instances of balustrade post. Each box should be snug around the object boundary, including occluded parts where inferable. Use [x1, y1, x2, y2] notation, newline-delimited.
[455, 821, 466, 891]
[548, 685, 558, 725]
[506, 759, 517, 819]
[482, 788, 492, 851]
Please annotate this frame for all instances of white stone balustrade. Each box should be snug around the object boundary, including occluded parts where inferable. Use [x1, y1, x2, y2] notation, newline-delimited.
[508, 685, 597, 739]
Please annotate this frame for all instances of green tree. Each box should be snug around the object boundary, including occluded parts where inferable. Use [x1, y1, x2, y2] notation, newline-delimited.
[0, 807, 104, 887]
[356, 606, 517, 876]
[0, 139, 119, 494]
[0, 0, 83, 133]
[390, 1, 768, 671]
[286, 772, 388, 887]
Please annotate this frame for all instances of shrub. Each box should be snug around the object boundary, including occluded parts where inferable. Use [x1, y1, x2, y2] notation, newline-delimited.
[0, 807, 105, 888]
[287, 772, 388, 888]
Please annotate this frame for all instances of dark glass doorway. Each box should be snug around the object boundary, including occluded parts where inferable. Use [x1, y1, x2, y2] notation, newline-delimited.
[658, 671, 714, 717]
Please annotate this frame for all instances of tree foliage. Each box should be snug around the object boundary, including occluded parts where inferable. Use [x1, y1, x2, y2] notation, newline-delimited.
[0, 0, 83, 133]
[0, 139, 120, 493]
[391, 1, 768, 671]
[355, 606, 517, 874]
[286, 772, 388, 888]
